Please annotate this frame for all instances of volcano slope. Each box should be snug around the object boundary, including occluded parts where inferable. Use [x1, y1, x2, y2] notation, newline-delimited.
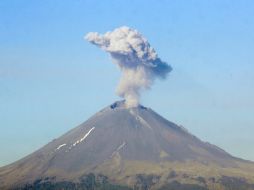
[1, 101, 254, 190]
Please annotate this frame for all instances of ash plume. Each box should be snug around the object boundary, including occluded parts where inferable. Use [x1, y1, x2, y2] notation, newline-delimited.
[85, 26, 172, 108]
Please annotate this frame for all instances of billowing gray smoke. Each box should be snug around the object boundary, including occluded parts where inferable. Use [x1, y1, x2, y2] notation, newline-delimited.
[85, 26, 172, 108]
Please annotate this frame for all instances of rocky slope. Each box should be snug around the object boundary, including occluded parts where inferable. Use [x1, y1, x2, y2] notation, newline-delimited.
[1, 101, 254, 190]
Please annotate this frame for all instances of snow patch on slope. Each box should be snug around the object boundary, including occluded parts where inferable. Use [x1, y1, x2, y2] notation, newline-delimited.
[72, 127, 95, 147]
[129, 109, 152, 129]
[56, 143, 66, 150]
[117, 141, 126, 151]
[111, 141, 126, 157]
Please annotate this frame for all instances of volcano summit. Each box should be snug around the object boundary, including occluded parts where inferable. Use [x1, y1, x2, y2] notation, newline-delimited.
[1, 101, 254, 190]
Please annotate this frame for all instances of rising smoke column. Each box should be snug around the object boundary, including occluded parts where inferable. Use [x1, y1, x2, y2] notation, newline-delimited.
[85, 26, 172, 108]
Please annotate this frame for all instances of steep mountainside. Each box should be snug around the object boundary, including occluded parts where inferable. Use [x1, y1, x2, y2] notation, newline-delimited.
[1, 101, 254, 190]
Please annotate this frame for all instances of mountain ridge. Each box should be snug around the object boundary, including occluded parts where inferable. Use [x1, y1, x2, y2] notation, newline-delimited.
[1, 101, 254, 190]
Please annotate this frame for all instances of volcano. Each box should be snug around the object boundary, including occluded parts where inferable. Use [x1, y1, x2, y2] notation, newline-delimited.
[1, 101, 254, 190]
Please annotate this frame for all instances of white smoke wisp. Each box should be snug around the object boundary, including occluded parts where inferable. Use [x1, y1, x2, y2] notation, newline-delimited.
[85, 26, 172, 108]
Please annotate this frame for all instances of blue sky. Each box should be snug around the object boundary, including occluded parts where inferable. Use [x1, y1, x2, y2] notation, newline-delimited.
[0, 0, 254, 166]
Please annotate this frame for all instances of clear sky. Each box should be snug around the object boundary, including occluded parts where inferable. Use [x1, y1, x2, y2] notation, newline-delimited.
[0, 0, 254, 166]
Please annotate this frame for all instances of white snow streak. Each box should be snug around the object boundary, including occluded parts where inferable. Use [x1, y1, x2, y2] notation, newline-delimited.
[129, 110, 152, 129]
[111, 141, 126, 157]
[73, 127, 95, 146]
[56, 143, 66, 150]
[137, 115, 152, 129]
[80, 127, 95, 142]
[117, 142, 126, 151]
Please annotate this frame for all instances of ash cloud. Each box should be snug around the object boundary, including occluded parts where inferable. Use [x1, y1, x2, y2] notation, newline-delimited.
[85, 26, 172, 108]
